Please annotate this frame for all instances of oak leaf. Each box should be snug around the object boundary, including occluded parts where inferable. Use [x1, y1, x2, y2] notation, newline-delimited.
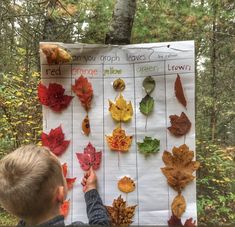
[106, 127, 132, 152]
[109, 94, 133, 122]
[175, 74, 187, 108]
[171, 193, 186, 218]
[38, 82, 73, 112]
[62, 163, 76, 190]
[72, 75, 93, 111]
[76, 142, 102, 171]
[161, 144, 200, 192]
[118, 176, 135, 193]
[41, 125, 70, 156]
[168, 112, 191, 137]
[106, 195, 137, 226]
[41, 44, 72, 64]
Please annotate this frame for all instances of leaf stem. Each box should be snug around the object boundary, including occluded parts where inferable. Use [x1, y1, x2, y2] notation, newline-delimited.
[145, 115, 148, 131]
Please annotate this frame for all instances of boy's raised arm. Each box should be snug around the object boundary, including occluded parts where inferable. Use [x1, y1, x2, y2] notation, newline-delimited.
[82, 168, 110, 226]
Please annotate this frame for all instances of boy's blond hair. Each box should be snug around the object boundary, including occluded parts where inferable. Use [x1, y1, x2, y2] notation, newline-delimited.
[0, 145, 64, 219]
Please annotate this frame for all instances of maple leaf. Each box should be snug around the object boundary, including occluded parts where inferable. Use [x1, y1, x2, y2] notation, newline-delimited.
[38, 82, 73, 112]
[106, 195, 137, 226]
[168, 112, 191, 137]
[60, 200, 70, 217]
[72, 75, 93, 111]
[106, 127, 133, 152]
[171, 193, 186, 218]
[161, 144, 200, 192]
[82, 115, 90, 136]
[41, 44, 72, 64]
[76, 142, 102, 171]
[143, 76, 156, 94]
[137, 136, 160, 155]
[41, 125, 70, 156]
[109, 94, 133, 122]
[62, 163, 76, 190]
[118, 176, 135, 193]
[168, 214, 196, 227]
[175, 74, 187, 108]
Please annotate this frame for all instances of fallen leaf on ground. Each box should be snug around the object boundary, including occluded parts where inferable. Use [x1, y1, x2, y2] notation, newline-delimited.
[168, 112, 191, 137]
[41, 125, 70, 156]
[106, 127, 133, 152]
[161, 144, 200, 192]
[106, 195, 137, 226]
[118, 176, 135, 193]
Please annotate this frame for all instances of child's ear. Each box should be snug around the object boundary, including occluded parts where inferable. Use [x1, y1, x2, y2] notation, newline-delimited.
[56, 186, 66, 203]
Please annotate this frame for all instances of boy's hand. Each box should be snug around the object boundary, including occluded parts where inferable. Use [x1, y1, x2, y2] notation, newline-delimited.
[81, 167, 97, 193]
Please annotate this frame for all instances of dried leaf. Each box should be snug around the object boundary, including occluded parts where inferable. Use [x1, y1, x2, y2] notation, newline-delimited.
[168, 112, 191, 137]
[143, 76, 155, 94]
[82, 115, 90, 136]
[109, 94, 133, 122]
[139, 95, 154, 116]
[175, 74, 187, 108]
[118, 176, 135, 193]
[171, 193, 186, 218]
[106, 127, 133, 152]
[62, 163, 76, 190]
[168, 214, 196, 227]
[184, 218, 196, 227]
[38, 83, 73, 112]
[60, 200, 70, 217]
[72, 75, 93, 111]
[41, 44, 72, 64]
[113, 78, 125, 91]
[76, 142, 102, 171]
[137, 136, 160, 155]
[41, 126, 70, 156]
[106, 195, 137, 226]
[161, 144, 200, 192]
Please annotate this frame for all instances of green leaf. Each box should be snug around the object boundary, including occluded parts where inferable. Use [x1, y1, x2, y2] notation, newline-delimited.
[137, 136, 160, 155]
[139, 95, 154, 115]
[143, 76, 155, 94]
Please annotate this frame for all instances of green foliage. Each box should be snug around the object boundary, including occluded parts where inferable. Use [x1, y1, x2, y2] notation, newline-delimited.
[142, 76, 155, 95]
[137, 136, 160, 155]
[139, 95, 154, 116]
[0, 208, 17, 225]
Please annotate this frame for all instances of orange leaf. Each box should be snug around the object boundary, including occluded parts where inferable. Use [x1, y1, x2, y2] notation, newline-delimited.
[82, 115, 90, 136]
[106, 127, 132, 152]
[118, 176, 135, 193]
[72, 75, 93, 111]
[171, 193, 186, 218]
[60, 200, 70, 217]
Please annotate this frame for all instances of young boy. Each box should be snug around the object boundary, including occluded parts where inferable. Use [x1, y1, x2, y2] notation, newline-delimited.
[0, 145, 110, 226]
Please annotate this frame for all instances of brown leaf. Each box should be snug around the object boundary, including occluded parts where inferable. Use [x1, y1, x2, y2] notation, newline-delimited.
[106, 195, 137, 226]
[175, 74, 187, 108]
[161, 144, 200, 192]
[171, 193, 186, 218]
[82, 115, 90, 136]
[168, 112, 191, 137]
[118, 176, 135, 193]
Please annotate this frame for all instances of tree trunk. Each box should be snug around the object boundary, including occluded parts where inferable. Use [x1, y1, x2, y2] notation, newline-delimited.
[105, 0, 136, 45]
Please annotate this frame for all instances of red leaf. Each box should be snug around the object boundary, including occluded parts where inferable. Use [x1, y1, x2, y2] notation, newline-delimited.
[38, 82, 73, 112]
[62, 163, 76, 190]
[41, 126, 70, 156]
[76, 142, 102, 171]
[168, 214, 183, 227]
[175, 74, 187, 108]
[60, 200, 70, 217]
[168, 112, 191, 137]
[72, 75, 93, 111]
[184, 218, 196, 227]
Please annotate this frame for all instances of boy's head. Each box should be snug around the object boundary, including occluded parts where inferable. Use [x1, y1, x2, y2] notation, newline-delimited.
[0, 145, 66, 220]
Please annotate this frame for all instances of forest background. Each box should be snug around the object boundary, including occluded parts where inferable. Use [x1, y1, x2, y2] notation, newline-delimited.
[0, 0, 234, 225]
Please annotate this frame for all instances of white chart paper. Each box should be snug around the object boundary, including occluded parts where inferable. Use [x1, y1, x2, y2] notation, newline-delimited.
[40, 40, 196, 226]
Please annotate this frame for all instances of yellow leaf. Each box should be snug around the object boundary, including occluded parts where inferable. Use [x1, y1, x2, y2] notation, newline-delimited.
[109, 94, 133, 122]
[171, 193, 186, 218]
[106, 127, 132, 152]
